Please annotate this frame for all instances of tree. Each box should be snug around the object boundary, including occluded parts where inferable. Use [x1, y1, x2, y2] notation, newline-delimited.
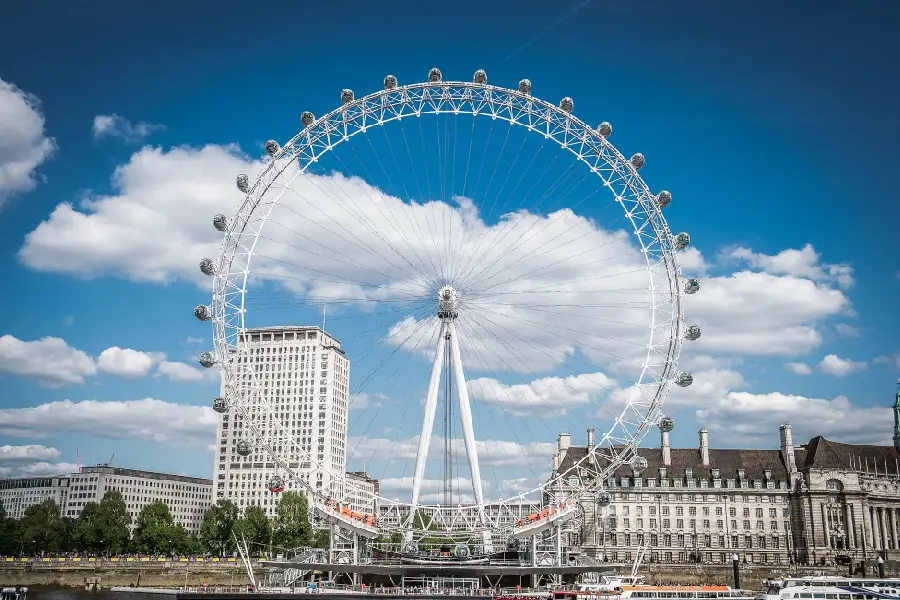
[0, 500, 15, 556]
[236, 504, 272, 552]
[73, 502, 102, 552]
[199, 499, 239, 555]
[273, 491, 312, 550]
[15, 499, 64, 555]
[132, 502, 176, 554]
[96, 491, 131, 554]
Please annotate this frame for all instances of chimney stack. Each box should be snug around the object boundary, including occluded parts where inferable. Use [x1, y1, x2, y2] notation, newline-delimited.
[661, 429, 671, 467]
[558, 432, 571, 452]
[779, 423, 797, 474]
[699, 427, 710, 467]
[587, 428, 595, 447]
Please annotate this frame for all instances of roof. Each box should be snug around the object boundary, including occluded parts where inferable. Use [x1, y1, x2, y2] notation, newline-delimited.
[558, 446, 787, 481]
[799, 436, 900, 476]
[556, 435, 900, 481]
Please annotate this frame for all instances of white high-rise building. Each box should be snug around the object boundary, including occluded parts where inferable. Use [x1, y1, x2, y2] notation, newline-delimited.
[215, 326, 360, 516]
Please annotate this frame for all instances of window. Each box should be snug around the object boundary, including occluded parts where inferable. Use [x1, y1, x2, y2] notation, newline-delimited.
[826, 479, 844, 492]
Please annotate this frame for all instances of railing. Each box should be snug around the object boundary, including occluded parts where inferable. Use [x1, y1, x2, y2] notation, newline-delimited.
[0, 556, 253, 565]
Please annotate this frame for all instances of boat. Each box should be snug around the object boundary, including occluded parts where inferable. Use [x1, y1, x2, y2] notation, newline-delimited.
[553, 581, 756, 600]
[1, 588, 27, 600]
[756, 576, 900, 600]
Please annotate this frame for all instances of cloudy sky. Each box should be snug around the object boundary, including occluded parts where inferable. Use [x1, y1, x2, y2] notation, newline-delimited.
[0, 0, 898, 503]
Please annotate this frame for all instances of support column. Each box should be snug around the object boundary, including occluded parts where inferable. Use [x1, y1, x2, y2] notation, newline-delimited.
[888, 508, 900, 550]
[846, 503, 855, 549]
[822, 503, 831, 551]
[871, 507, 881, 552]
[410, 321, 448, 510]
[878, 508, 887, 552]
[859, 503, 870, 555]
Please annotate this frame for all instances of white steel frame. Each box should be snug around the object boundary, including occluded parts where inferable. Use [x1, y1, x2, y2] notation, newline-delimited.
[208, 74, 687, 537]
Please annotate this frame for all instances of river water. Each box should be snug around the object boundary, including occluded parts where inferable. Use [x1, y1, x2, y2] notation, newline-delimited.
[26, 590, 161, 600]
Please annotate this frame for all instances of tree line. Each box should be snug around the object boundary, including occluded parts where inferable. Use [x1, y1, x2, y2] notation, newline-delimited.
[0, 490, 327, 557]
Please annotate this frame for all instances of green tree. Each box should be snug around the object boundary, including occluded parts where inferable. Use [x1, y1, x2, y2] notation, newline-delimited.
[273, 491, 312, 550]
[310, 528, 329, 548]
[133, 501, 178, 554]
[236, 504, 272, 552]
[15, 499, 64, 555]
[199, 499, 239, 555]
[0, 500, 15, 556]
[73, 501, 102, 551]
[96, 491, 131, 554]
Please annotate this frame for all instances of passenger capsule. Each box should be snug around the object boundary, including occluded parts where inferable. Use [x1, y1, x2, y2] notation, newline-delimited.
[518, 79, 532, 95]
[685, 325, 702, 341]
[675, 372, 694, 387]
[659, 415, 675, 432]
[301, 111, 315, 127]
[265, 140, 281, 157]
[268, 475, 285, 493]
[236, 174, 250, 194]
[473, 69, 487, 84]
[213, 214, 228, 232]
[403, 542, 418, 555]
[236, 439, 252, 456]
[428, 68, 442, 83]
[340, 89, 354, 104]
[596, 490, 612, 508]
[630, 153, 645, 170]
[656, 190, 672, 209]
[198, 351, 216, 369]
[674, 232, 691, 251]
[212, 397, 228, 413]
[194, 305, 211, 321]
[597, 122, 612, 138]
[632, 455, 648, 473]
[685, 278, 700, 294]
[199, 258, 215, 277]
[384, 75, 398, 90]
[453, 544, 470, 558]
[559, 97, 574, 113]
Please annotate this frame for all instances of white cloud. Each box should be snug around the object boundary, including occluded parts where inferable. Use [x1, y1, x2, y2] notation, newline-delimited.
[0, 79, 56, 208]
[0, 335, 97, 386]
[784, 362, 812, 375]
[818, 354, 868, 377]
[698, 392, 890, 446]
[92, 114, 164, 143]
[0, 444, 61, 462]
[97, 346, 164, 378]
[468, 372, 617, 417]
[720, 243, 853, 289]
[155, 360, 215, 383]
[0, 445, 77, 477]
[833, 323, 860, 338]
[874, 354, 900, 369]
[0, 398, 217, 447]
[686, 271, 850, 356]
[19, 144, 258, 283]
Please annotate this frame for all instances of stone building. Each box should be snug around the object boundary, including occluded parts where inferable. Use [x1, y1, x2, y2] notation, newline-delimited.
[552, 383, 900, 567]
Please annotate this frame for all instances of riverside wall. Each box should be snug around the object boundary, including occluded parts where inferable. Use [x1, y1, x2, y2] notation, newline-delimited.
[0, 558, 253, 588]
[1, 558, 897, 590]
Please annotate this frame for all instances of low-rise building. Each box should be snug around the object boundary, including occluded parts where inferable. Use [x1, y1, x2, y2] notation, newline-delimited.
[65, 466, 213, 535]
[0, 476, 70, 520]
[552, 383, 900, 567]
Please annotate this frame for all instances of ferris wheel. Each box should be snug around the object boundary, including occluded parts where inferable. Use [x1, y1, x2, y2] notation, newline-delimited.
[193, 68, 701, 548]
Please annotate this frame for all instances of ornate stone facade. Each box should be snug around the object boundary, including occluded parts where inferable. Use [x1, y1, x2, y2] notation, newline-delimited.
[552, 385, 900, 567]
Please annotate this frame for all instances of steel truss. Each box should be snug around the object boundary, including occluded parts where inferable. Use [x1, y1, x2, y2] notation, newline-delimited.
[208, 71, 689, 539]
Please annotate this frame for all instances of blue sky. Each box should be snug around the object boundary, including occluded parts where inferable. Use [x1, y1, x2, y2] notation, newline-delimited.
[0, 0, 898, 502]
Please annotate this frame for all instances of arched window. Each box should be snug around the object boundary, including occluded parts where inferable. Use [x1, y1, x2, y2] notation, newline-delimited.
[826, 479, 844, 492]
